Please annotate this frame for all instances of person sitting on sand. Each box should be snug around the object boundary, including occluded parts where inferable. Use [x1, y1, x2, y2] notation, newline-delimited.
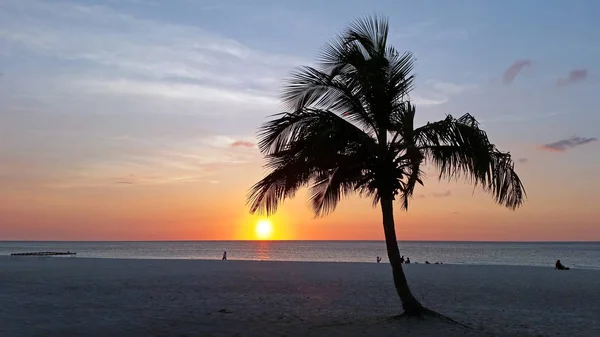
[222, 251, 227, 260]
[555, 259, 569, 270]
[405, 257, 411, 264]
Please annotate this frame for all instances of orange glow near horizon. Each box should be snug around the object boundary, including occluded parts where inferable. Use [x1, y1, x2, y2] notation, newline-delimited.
[2, 159, 600, 241]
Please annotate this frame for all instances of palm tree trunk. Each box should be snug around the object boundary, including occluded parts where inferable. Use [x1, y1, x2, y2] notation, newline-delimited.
[380, 196, 424, 316]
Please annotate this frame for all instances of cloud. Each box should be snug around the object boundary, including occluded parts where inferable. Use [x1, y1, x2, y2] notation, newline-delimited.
[539, 137, 597, 152]
[430, 81, 476, 95]
[0, 0, 300, 191]
[517, 158, 528, 163]
[230, 140, 255, 148]
[77, 78, 278, 108]
[556, 69, 588, 86]
[432, 190, 452, 198]
[411, 80, 477, 106]
[410, 95, 448, 106]
[503, 60, 532, 85]
[113, 174, 136, 185]
[0, 0, 302, 109]
[0, 0, 301, 97]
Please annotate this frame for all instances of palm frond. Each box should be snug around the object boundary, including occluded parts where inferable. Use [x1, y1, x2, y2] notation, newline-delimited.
[415, 114, 526, 209]
[388, 101, 423, 211]
[257, 108, 377, 156]
[387, 49, 416, 106]
[248, 108, 377, 216]
[345, 14, 390, 58]
[389, 101, 416, 148]
[396, 152, 425, 210]
[281, 65, 376, 132]
[246, 159, 311, 216]
[309, 167, 360, 217]
[289, 15, 416, 141]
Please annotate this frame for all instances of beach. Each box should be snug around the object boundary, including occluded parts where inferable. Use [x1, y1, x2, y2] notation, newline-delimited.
[1, 257, 598, 336]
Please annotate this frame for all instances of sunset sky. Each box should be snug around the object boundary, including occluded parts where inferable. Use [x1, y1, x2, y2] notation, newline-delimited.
[1, 0, 599, 241]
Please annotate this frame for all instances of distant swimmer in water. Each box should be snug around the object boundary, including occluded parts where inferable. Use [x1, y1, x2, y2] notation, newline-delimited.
[222, 251, 227, 260]
[555, 259, 569, 270]
[376, 256, 382, 263]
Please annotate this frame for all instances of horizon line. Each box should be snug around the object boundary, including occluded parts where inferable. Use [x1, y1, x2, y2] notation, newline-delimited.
[1, 240, 599, 243]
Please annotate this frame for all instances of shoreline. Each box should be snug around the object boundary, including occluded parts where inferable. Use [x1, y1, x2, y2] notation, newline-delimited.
[3, 241, 598, 271]
[2, 257, 599, 336]
[4, 255, 598, 271]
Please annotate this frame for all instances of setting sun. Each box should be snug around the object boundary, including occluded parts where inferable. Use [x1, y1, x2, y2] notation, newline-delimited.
[255, 219, 274, 240]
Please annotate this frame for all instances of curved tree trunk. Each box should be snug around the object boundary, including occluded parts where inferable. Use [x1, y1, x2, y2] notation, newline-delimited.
[380, 196, 425, 316]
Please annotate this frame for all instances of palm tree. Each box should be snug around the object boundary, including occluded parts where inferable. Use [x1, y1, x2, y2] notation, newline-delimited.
[246, 15, 526, 316]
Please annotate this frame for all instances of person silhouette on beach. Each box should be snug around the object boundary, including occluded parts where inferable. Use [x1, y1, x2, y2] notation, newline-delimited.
[555, 259, 569, 270]
[222, 251, 227, 260]
[400, 255, 405, 264]
[376, 256, 381, 263]
[405, 257, 411, 264]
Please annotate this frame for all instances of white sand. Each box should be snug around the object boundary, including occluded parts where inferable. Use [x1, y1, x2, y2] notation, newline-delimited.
[1, 257, 598, 337]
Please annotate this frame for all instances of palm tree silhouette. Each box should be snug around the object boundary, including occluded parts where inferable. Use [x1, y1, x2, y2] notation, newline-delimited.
[247, 15, 526, 316]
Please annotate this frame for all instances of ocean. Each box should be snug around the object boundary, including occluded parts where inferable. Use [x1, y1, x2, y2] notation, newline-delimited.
[1, 241, 599, 269]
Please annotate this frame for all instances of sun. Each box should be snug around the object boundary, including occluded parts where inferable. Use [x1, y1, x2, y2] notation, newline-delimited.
[255, 219, 274, 240]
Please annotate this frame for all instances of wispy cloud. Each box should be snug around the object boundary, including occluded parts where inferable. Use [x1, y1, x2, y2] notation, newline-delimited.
[540, 137, 597, 152]
[428, 80, 477, 95]
[0, 0, 300, 191]
[114, 180, 135, 185]
[230, 140, 255, 148]
[42, 136, 259, 190]
[411, 80, 477, 106]
[503, 59, 532, 85]
[556, 69, 588, 86]
[77, 78, 278, 108]
[432, 190, 452, 198]
[0, 1, 304, 88]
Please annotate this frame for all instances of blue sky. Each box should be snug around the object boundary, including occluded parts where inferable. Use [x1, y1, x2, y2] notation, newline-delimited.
[1, 0, 599, 240]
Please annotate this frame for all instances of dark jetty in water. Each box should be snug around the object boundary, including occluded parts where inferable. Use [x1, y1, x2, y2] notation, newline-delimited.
[10, 251, 76, 256]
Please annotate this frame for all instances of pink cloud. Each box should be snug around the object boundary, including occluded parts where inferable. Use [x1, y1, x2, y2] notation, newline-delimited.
[230, 140, 255, 148]
[503, 59, 532, 85]
[556, 69, 588, 86]
[539, 137, 597, 152]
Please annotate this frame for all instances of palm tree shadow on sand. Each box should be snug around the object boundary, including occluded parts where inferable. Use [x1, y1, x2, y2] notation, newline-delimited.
[246, 15, 526, 325]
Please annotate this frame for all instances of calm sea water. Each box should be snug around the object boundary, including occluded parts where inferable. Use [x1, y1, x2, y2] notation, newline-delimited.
[1, 241, 599, 269]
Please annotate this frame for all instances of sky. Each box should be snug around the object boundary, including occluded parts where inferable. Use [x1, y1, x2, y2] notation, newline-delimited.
[1, 0, 599, 241]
